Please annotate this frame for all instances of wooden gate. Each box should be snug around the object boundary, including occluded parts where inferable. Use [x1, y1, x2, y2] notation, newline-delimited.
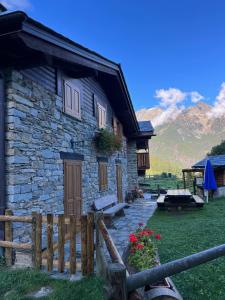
[116, 164, 123, 202]
[64, 160, 82, 219]
[0, 210, 94, 276]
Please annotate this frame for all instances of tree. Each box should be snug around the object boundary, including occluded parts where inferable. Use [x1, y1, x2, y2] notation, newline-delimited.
[208, 140, 225, 155]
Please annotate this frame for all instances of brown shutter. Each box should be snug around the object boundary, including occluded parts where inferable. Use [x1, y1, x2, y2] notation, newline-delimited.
[99, 162, 108, 191]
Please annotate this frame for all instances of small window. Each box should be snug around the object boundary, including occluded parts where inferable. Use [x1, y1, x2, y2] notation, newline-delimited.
[99, 162, 108, 191]
[97, 103, 106, 129]
[64, 80, 81, 119]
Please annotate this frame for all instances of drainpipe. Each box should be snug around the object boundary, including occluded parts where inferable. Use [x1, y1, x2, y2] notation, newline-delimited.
[0, 70, 6, 251]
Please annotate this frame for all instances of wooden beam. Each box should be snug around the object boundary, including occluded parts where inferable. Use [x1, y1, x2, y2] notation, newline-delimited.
[0, 240, 32, 250]
[5, 209, 13, 265]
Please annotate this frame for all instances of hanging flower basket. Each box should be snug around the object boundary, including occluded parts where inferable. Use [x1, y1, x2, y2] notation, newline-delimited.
[94, 128, 122, 154]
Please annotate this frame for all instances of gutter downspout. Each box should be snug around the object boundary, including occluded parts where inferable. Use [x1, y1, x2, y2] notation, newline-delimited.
[0, 70, 6, 251]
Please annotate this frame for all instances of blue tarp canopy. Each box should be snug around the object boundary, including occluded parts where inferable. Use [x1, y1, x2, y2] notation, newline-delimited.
[204, 159, 217, 191]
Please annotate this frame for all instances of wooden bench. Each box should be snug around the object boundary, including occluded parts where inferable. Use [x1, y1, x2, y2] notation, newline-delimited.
[93, 195, 127, 225]
[193, 195, 204, 207]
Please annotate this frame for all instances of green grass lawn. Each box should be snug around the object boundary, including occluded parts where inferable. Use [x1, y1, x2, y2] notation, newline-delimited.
[148, 197, 225, 300]
[0, 267, 104, 300]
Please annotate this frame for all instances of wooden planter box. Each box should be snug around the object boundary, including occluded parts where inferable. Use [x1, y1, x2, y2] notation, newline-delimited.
[123, 246, 182, 300]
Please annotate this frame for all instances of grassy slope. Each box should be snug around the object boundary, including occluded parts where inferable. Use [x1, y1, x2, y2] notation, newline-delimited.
[148, 198, 225, 300]
[0, 268, 104, 300]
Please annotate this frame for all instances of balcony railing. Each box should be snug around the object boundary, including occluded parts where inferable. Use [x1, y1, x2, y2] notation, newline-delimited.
[137, 152, 150, 170]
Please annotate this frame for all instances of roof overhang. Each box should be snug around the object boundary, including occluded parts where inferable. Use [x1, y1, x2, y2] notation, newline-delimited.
[0, 11, 139, 137]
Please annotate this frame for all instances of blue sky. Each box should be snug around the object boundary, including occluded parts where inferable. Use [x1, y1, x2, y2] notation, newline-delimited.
[2, 0, 225, 111]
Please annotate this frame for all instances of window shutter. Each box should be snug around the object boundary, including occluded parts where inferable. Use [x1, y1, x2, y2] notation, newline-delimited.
[97, 103, 106, 129]
[99, 162, 108, 191]
[64, 80, 81, 119]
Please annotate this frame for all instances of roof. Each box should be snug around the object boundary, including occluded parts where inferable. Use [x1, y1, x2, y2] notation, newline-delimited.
[0, 10, 154, 139]
[192, 154, 225, 168]
[138, 121, 154, 133]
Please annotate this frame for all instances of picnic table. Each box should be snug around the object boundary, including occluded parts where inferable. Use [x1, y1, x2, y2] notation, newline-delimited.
[157, 189, 204, 209]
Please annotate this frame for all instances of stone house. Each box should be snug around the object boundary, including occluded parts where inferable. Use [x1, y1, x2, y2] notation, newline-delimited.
[0, 8, 154, 239]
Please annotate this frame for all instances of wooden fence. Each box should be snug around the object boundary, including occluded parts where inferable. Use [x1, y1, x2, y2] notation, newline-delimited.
[0, 210, 94, 276]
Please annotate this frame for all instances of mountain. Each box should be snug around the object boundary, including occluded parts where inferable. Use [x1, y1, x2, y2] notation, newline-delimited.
[136, 102, 225, 175]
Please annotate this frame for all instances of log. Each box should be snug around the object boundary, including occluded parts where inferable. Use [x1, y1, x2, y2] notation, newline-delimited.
[47, 214, 53, 272]
[35, 213, 42, 269]
[81, 214, 87, 275]
[69, 215, 76, 274]
[0, 241, 32, 250]
[0, 215, 32, 223]
[87, 212, 94, 275]
[31, 212, 37, 266]
[108, 263, 127, 300]
[58, 214, 65, 272]
[5, 209, 13, 266]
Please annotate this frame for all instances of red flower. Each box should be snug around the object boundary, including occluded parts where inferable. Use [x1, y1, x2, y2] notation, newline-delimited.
[155, 234, 161, 240]
[136, 243, 144, 250]
[129, 234, 138, 243]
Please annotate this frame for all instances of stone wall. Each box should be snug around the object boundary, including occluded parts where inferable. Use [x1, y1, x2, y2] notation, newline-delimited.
[127, 140, 138, 191]
[5, 68, 132, 240]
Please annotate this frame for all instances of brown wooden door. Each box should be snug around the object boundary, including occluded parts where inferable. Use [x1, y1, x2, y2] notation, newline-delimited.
[64, 160, 82, 219]
[116, 164, 123, 202]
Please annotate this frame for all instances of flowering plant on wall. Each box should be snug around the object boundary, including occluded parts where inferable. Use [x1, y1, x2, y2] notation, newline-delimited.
[94, 128, 122, 154]
[128, 223, 161, 271]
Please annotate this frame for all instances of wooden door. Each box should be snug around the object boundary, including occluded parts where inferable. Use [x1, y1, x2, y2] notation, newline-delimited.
[64, 160, 82, 219]
[116, 164, 123, 202]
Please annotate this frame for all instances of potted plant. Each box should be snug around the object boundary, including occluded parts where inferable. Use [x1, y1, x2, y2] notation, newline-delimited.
[126, 224, 170, 289]
[94, 128, 122, 154]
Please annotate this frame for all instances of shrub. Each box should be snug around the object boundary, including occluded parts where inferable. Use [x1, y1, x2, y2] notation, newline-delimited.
[94, 129, 122, 154]
[128, 223, 161, 271]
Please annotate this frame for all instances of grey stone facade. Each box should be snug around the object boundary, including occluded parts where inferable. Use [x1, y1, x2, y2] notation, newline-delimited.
[5, 68, 136, 229]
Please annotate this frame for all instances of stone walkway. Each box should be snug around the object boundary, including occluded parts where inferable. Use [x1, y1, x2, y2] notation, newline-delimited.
[107, 196, 157, 257]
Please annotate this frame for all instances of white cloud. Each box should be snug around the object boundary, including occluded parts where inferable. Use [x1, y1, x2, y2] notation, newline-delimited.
[208, 82, 225, 118]
[155, 88, 186, 107]
[190, 91, 204, 103]
[151, 105, 184, 127]
[152, 87, 205, 127]
[1, 0, 32, 10]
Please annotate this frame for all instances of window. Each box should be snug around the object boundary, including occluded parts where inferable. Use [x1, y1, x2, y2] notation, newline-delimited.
[64, 80, 81, 119]
[99, 161, 108, 191]
[113, 117, 123, 141]
[97, 103, 106, 129]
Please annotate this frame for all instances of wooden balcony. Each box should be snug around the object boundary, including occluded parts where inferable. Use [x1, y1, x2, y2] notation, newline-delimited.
[137, 152, 150, 170]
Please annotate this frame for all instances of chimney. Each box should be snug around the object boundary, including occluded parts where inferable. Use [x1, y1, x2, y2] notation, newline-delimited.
[0, 3, 7, 13]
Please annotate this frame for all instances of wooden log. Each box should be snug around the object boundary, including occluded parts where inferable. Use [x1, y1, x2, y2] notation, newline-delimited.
[81, 214, 87, 275]
[31, 212, 37, 266]
[5, 209, 13, 266]
[69, 215, 76, 274]
[108, 263, 128, 300]
[58, 214, 65, 272]
[0, 241, 32, 250]
[97, 218, 124, 265]
[47, 214, 53, 272]
[0, 215, 33, 223]
[35, 213, 42, 269]
[87, 212, 94, 275]
[157, 184, 160, 197]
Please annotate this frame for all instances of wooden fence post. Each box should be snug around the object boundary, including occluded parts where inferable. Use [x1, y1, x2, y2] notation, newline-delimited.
[58, 214, 65, 273]
[157, 184, 160, 197]
[5, 209, 13, 266]
[35, 213, 42, 269]
[109, 263, 128, 300]
[69, 215, 76, 274]
[47, 214, 53, 272]
[81, 214, 87, 275]
[87, 212, 94, 275]
[31, 212, 37, 267]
